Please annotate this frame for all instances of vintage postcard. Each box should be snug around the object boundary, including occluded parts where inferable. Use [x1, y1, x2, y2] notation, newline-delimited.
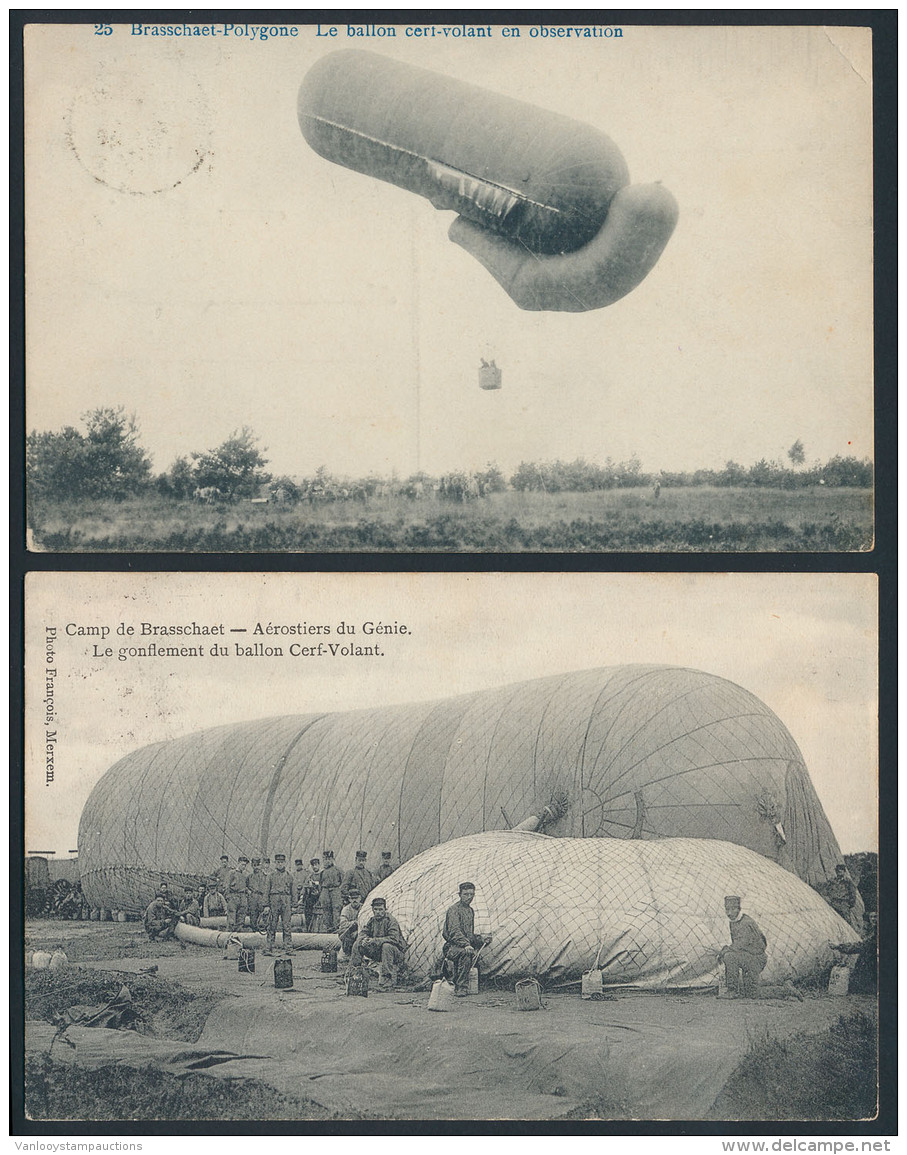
[23, 20, 875, 552]
[22, 571, 880, 1123]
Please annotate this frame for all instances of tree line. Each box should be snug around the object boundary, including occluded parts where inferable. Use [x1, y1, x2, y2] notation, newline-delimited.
[27, 408, 873, 505]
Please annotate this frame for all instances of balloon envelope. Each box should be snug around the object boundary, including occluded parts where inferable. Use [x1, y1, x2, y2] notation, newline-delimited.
[78, 665, 848, 913]
[365, 831, 859, 987]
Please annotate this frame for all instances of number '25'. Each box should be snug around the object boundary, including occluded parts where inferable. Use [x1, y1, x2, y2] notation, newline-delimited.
[94, 23, 113, 36]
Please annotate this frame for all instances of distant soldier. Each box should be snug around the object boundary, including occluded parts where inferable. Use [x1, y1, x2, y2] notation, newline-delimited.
[825, 864, 860, 930]
[442, 882, 492, 997]
[717, 895, 767, 999]
[320, 851, 344, 932]
[375, 851, 395, 884]
[202, 879, 228, 920]
[338, 888, 363, 956]
[264, 853, 298, 954]
[71, 882, 89, 920]
[178, 889, 203, 926]
[351, 896, 408, 992]
[226, 855, 251, 931]
[57, 884, 82, 920]
[293, 858, 307, 906]
[248, 857, 269, 931]
[144, 891, 180, 941]
[302, 857, 323, 931]
[342, 851, 375, 902]
[214, 855, 232, 894]
[857, 858, 877, 914]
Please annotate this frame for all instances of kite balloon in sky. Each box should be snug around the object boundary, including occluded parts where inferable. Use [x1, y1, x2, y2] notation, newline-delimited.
[297, 51, 678, 312]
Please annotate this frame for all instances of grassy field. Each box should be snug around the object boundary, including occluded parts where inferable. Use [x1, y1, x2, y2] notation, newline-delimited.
[28, 486, 873, 553]
[707, 1011, 878, 1121]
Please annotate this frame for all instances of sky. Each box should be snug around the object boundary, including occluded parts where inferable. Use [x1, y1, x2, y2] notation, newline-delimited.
[24, 22, 873, 480]
[25, 572, 878, 856]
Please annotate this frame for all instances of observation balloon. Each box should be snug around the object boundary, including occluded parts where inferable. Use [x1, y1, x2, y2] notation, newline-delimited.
[78, 665, 849, 914]
[298, 51, 677, 311]
[364, 831, 859, 987]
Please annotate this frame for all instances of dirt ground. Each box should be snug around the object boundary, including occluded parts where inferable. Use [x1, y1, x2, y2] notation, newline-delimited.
[23, 920, 876, 1122]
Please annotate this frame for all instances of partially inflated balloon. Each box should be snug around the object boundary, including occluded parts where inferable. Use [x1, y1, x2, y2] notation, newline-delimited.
[298, 51, 677, 310]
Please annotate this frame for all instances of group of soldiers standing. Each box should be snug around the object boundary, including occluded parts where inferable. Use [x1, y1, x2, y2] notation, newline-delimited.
[145, 848, 396, 955]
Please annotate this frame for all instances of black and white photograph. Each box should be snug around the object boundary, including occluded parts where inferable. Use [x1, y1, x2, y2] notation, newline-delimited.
[22, 572, 880, 1124]
[23, 19, 875, 553]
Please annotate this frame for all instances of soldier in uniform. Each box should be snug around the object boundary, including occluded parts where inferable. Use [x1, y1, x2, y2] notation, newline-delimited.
[203, 878, 228, 919]
[717, 895, 768, 998]
[293, 858, 307, 911]
[226, 855, 251, 931]
[178, 888, 202, 926]
[350, 896, 408, 991]
[442, 882, 492, 996]
[320, 851, 344, 932]
[826, 864, 860, 929]
[248, 857, 268, 931]
[264, 853, 298, 954]
[302, 857, 323, 931]
[337, 887, 363, 956]
[144, 891, 180, 941]
[342, 850, 375, 902]
[375, 851, 395, 883]
[214, 855, 232, 895]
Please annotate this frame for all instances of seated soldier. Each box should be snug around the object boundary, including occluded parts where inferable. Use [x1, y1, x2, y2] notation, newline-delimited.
[144, 890, 180, 941]
[178, 889, 203, 926]
[337, 888, 363, 957]
[717, 895, 767, 998]
[350, 896, 408, 991]
[442, 881, 492, 996]
[202, 879, 228, 919]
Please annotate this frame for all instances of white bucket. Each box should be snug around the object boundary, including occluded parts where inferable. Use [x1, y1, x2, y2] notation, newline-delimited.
[49, 950, 69, 971]
[428, 979, 456, 1012]
[468, 967, 479, 995]
[828, 964, 851, 996]
[223, 935, 243, 960]
[32, 951, 52, 970]
[581, 969, 603, 999]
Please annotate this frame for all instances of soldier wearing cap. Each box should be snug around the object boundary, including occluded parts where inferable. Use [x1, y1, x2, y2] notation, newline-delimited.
[350, 896, 408, 991]
[226, 855, 251, 931]
[214, 855, 232, 895]
[247, 857, 269, 931]
[292, 858, 307, 915]
[342, 851, 376, 903]
[337, 887, 363, 956]
[375, 851, 395, 883]
[302, 857, 323, 932]
[320, 851, 344, 932]
[825, 864, 859, 929]
[144, 891, 180, 941]
[717, 895, 767, 998]
[178, 887, 203, 926]
[442, 882, 492, 996]
[202, 877, 228, 920]
[264, 853, 299, 954]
